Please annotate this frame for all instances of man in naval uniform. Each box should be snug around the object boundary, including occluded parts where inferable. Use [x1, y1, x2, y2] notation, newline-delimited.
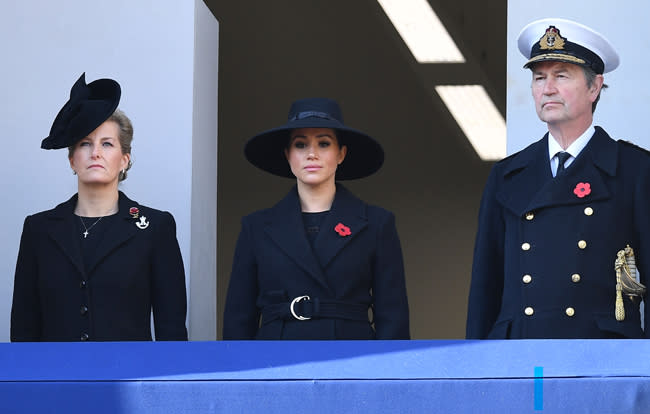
[466, 18, 649, 339]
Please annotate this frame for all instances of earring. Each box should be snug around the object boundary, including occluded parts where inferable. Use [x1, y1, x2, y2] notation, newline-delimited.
[72, 170, 77, 175]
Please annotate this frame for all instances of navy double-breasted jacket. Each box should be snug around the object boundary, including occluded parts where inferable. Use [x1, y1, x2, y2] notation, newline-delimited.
[11, 191, 188, 342]
[223, 184, 410, 340]
[467, 127, 650, 339]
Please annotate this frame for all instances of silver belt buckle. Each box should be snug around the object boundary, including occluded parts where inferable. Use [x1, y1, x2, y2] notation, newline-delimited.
[290, 295, 311, 320]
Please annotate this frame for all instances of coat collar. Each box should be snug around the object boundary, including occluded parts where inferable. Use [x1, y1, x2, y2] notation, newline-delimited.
[263, 184, 368, 291]
[313, 184, 369, 269]
[45, 191, 142, 277]
[497, 126, 618, 216]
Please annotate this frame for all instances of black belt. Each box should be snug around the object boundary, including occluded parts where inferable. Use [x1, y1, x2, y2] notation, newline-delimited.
[261, 296, 370, 325]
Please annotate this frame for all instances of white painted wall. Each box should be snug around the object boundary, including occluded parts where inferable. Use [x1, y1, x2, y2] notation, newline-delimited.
[190, 1, 219, 340]
[0, 0, 218, 341]
[507, 1, 650, 154]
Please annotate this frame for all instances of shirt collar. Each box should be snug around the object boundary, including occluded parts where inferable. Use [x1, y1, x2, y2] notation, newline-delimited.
[547, 125, 595, 161]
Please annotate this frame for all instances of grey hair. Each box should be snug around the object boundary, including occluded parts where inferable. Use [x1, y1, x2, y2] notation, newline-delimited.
[582, 66, 608, 113]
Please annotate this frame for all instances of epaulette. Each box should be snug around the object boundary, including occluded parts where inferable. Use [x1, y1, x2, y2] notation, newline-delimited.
[618, 139, 650, 157]
[496, 151, 519, 164]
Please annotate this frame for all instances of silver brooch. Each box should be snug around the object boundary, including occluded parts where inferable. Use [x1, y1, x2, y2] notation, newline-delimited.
[136, 216, 150, 230]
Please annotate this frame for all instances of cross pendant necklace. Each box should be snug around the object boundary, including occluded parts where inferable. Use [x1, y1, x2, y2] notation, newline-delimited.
[79, 216, 103, 238]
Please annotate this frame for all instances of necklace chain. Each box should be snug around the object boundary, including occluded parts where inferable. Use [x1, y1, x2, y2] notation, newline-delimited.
[79, 216, 104, 239]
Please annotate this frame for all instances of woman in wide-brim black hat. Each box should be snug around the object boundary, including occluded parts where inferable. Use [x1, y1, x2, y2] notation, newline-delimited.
[10, 73, 188, 342]
[223, 97, 410, 340]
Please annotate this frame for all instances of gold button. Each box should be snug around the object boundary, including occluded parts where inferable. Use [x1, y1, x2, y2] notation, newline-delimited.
[524, 307, 534, 316]
[522, 274, 532, 284]
[525, 212, 534, 220]
[584, 207, 593, 216]
[571, 273, 581, 283]
[565, 307, 575, 317]
[578, 240, 587, 249]
[522, 243, 531, 251]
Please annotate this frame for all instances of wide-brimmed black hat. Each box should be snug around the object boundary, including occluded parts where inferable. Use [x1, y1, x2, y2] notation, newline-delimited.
[41, 73, 121, 149]
[244, 98, 384, 180]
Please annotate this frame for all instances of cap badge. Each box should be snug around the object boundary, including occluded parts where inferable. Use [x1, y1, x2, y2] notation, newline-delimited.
[539, 26, 566, 50]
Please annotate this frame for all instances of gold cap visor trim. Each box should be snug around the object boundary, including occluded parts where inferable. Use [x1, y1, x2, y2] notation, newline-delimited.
[524, 53, 586, 68]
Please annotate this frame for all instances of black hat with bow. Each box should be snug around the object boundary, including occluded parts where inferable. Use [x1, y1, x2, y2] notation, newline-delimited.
[41, 73, 121, 150]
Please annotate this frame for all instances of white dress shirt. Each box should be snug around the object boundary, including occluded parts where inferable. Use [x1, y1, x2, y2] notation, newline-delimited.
[548, 125, 595, 177]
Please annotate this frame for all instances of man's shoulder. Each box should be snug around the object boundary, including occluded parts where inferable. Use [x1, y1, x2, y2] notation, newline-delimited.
[491, 136, 545, 173]
[594, 126, 650, 159]
[617, 139, 650, 159]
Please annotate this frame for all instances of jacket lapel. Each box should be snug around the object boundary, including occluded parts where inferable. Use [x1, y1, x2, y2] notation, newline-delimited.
[313, 184, 368, 269]
[45, 195, 86, 276]
[497, 135, 553, 216]
[264, 187, 331, 291]
[526, 127, 616, 212]
[498, 128, 617, 216]
[85, 192, 139, 276]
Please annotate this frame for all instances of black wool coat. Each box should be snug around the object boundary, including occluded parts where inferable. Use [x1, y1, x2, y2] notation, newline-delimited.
[223, 184, 410, 340]
[467, 127, 650, 339]
[11, 191, 188, 341]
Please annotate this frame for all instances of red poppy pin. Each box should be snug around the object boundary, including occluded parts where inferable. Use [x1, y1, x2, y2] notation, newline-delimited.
[573, 182, 591, 198]
[334, 222, 351, 237]
[129, 207, 140, 218]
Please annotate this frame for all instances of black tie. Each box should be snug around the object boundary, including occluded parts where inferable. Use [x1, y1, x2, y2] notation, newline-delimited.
[555, 151, 571, 177]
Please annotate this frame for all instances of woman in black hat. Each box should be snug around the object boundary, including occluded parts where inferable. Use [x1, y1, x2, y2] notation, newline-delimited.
[223, 98, 410, 340]
[10, 73, 188, 342]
